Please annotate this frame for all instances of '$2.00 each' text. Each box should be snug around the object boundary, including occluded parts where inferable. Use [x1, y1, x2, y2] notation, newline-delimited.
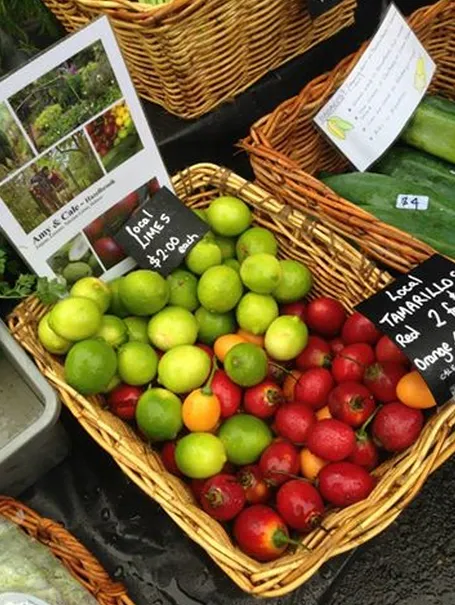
[147, 234, 200, 269]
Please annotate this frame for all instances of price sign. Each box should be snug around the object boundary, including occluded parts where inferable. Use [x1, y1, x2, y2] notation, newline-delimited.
[356, 254, 455, 405]
[396, 194, 429, 211]
[114, 187, 209, 276]
[307, 0, 346, 18]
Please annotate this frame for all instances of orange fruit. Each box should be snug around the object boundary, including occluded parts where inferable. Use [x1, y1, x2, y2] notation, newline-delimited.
[300, 448, 328, 481]
[283, 369, 302, 401]
[182, 389, 221, 432]
[237, 329, 265, 348]
[316, 406, 332, 420]
[396, 371, 437, 409]
[214, 333, 247, 363]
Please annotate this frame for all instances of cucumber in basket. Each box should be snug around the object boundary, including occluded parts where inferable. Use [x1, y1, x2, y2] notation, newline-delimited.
[401, 96, 455, 164]
[374, 145, 455, 203]
[321, 172, 455, 258]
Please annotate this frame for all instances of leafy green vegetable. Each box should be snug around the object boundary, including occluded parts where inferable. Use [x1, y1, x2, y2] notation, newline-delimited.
[0, 238, 68, 302]
[36, 277, 68, 305]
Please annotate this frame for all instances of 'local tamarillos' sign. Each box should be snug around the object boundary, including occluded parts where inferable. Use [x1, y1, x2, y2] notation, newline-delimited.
[356, 254, 455, 405]
[114, 187, 209, 276]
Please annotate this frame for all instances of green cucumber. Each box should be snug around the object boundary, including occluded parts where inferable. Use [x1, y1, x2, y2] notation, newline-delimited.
[374, 145, 455, 203]
[401, 96, 455, 164]
[321, 172, 455, 258]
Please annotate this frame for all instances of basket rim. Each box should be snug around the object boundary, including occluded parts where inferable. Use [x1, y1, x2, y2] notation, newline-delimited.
[7, 163, 455, 598]
[243, 0, 451, 152]
[0, 496, 134, 604]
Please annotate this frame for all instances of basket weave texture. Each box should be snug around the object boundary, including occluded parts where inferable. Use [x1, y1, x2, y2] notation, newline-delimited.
[242, 0, 455, 273]
[0, 496, 133, 604]
[8, 164, 455, 597]
[41, 0, 357, 119]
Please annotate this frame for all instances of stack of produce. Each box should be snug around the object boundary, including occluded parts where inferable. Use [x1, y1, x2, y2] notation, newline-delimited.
[37, 196, 436, 562]
[322, 95, 455, 259]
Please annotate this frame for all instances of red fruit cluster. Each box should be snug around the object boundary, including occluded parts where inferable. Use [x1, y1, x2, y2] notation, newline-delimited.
[86, 109, 119, 157]
[106, 296, 427, 564]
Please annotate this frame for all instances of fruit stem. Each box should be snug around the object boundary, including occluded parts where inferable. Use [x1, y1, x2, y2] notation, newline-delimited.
[269, 361, 293, 377]
[273, 530, 309, 550]
[201, 357, 218, 396]
[357, 405, 381, 438]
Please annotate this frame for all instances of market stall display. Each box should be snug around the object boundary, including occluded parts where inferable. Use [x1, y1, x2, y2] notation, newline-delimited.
[8, 164, 455, 598]
[39, 0, 357, 119]
[0, 496, 132, 604]
[242, 0, 454, 273]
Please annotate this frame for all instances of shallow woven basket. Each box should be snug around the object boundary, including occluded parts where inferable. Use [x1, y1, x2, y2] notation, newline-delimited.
[8, 163, 455, 597]
[242, 0, 455, 273]
[0, 496, 133, 604]
[41, 0, 357, 119]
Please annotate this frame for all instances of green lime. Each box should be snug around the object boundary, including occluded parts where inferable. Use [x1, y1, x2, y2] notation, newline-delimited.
[167, 269, 199, 311]
[206, 196, 252, 236]
[117, 341, 158, 385]
[195, 307, 236, 345]
[38, 312, 72, 354]
[70, 277, 111, 313]
[272, 260, 313, 303]
[49, 297, 102, 341]
[175, 433, 227, 479]
[240, 253, 282, 294]
[223, 258, 240, 273]
[197, 265, 243, 313]
[124, 316, 149, 343]
[136, 388, 183, 442]
[236, 227, 278, 262]
[148, 306, 198, 351]
[214, 236, 236, 260]
[95, 315, 128, 348]
[158, 345, 211, 394]
[193, 208, 208, 223]
[119, 270, 169, 316]
[265, 315, 308, 361]
[224, 342, 268, 387]
[236, 293, 278, 335]
[102, 373, 122, 394]
[65, 339, 117, 395]
[108, 277, 129, 318]
[218, 414, 272, 465]
[185, 240, 222, 275]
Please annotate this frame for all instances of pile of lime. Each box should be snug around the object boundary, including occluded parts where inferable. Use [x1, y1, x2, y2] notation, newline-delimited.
[38, 195, 312, 479]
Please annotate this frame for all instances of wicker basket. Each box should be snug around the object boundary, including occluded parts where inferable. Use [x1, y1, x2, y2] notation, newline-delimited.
[0, 496, 133, 604]
[41, 0, 357, 119]
[242, 0, 455, 273]
[7, 163, 455, 597]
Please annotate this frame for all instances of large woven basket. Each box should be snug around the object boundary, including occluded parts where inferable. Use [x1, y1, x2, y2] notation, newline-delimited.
[8, 163, 455, 597]
[41, 0, 357, 119]
[0, 496, 133, 604]
[242, 0, 455, 273]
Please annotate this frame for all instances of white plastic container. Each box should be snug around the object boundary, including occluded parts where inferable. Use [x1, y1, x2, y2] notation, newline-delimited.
[0, 320, 69, 496]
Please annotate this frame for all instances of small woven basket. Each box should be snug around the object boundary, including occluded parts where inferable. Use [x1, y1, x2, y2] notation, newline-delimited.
[0, 496, 133, 604]
[8, 163, 455, 597]
[41, 0, 357, 119]
[242, 0, 455, 273]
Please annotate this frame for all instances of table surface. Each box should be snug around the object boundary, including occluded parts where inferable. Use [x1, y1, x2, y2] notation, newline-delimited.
[12, 1, 455, 604]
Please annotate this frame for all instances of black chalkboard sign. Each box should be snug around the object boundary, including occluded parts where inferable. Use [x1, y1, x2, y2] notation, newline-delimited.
[356, 254, 455, 405]
[114, 187, 209, 276]
[307, 0, 345, 18]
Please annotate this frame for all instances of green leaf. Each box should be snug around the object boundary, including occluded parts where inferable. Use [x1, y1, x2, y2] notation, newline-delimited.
[0, 273, 35, 299]
[35, 277, 68, 305]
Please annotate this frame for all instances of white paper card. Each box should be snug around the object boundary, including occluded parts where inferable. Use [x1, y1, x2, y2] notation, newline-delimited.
[0, 17, 172, 283]
[395, 194, 429, 210]
[314, 4, 436, 172]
